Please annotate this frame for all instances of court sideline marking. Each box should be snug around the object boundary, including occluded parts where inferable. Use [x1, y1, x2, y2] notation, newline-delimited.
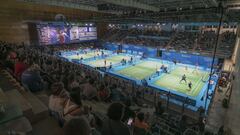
[189, 71, 209, 96]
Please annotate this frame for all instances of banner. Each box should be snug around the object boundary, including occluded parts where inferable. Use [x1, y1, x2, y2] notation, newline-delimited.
[122, 44, 157, 57]
[104, 43, 119, 51]
[162, 51, 218, 68]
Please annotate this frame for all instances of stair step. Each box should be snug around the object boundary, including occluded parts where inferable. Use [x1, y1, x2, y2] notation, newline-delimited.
[21, 91, 48, 123]
[0, 88, 7, 104]
[0, 117, 33, 135]
[5, 89, 33, 118]
[82, 100, 108, 114]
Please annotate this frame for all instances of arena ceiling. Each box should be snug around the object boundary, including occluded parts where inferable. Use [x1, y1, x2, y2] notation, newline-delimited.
[18, 0, 240, 22]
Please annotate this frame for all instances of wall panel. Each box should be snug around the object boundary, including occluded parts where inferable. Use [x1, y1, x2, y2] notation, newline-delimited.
[0, 0, 108, 44]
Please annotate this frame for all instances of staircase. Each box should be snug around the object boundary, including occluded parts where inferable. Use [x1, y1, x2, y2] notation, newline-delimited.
[0, 68, 49, 134]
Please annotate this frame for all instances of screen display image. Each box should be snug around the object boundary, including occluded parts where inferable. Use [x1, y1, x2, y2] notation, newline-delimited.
[70, 26, 79, 41]
[88, 27, 96, 32]
[37, 25, 70, 45]
[37, 23, 97, 45]
[79, 27, 88, 32]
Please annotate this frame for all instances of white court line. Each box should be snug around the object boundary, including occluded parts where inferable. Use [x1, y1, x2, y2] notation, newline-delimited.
[189, 71, 208, 96]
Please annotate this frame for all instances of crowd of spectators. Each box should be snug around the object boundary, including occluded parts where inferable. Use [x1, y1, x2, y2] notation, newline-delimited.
[123, 37, 169, 48]
[196, 30, 236, 55]
[169, 31, 199, 51]
[0, 41, 224, 135]
[0, 41, 153, 135]
[195, 30, 216, 52]
[105, 28, 173, 48]
[218, 31, 237, 55]
[104, 28, 236, 57]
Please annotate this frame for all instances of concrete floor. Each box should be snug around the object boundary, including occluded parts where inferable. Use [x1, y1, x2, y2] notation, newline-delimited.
[206, 86, 228, 132]
[32, 116, 64, 135]
[206, 58, 240, 135]
[224, 70, 240, 135]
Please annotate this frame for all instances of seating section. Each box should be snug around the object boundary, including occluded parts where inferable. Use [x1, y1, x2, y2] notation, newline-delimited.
[104, 28, 237, 57]
[0, 41, 220, 135]
[169, 31, 199, 51]
[196, 31, 237, 56]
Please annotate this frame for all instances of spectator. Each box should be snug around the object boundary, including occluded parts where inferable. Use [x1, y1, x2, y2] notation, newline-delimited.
[97, 84, 110, 101]
[63, 90, 83, 123]
[101, 102, 130, 135]
[122, 99, 135, 123]
[67, 73, 79, 91]
[83, 105, 95, 126]
[83, 105, 101, 135]
[218, 125, 224, 135]
[133, 112, 149, 131]
[198, 116, 206, 133]
[178, 115, 188, 133]
[8, 50, 17, 60]
[14, 56, 28, 80]
[64, 117, 91, 135]
[49, 82, 69, 116]
[3, 53, 15, 72]
[21, 64, 45, 92]
[82, 79, 98, 100]
[155, 101, 164, 116]
[110, 84, 125, 102]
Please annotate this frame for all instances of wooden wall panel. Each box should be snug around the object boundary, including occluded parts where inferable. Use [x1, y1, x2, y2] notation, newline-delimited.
[0, 0, 108, 44]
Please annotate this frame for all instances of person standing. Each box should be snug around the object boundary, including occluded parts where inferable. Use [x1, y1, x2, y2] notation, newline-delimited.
[180, 74, 187, 83]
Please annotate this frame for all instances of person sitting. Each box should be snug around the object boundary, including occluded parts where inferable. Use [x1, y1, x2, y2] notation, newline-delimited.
[83, 105, 95, 124]
[3, 52, 15, 72]
[64, 117, 91, 135]
[122, 99, 136, 123]
[101, 102, 131, 135]
[49, 82, 69, 124]
[155, 101, 164, 116]
[14, 56, 28, 80]
[21, 64, 45, 92]
[110, 84, 125, 102]
[133, 112, 149, 132]
[62, 91, 83, 124]
[178, 115, 188, 133]
[82, 79, 98, 100]
[67, 73, 79, 92]
[97, 84, 110, 102]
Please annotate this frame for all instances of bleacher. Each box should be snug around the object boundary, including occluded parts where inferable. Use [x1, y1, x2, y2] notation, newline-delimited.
[169, 31, 199, 51]
[104, 28, 237, 58]
[0, 41, 224, 135]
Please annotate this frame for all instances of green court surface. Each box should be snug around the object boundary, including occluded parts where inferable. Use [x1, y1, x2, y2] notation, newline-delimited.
[117, 61, 163, 80]
[154, 67, 209, 97]
[87, 55, 131, 67]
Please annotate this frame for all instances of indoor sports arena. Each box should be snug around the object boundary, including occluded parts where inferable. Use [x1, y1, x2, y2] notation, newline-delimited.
[0, 0, 240, 135]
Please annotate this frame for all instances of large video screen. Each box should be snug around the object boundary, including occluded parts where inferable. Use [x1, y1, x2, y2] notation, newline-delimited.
[37, 23, 97, 45]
